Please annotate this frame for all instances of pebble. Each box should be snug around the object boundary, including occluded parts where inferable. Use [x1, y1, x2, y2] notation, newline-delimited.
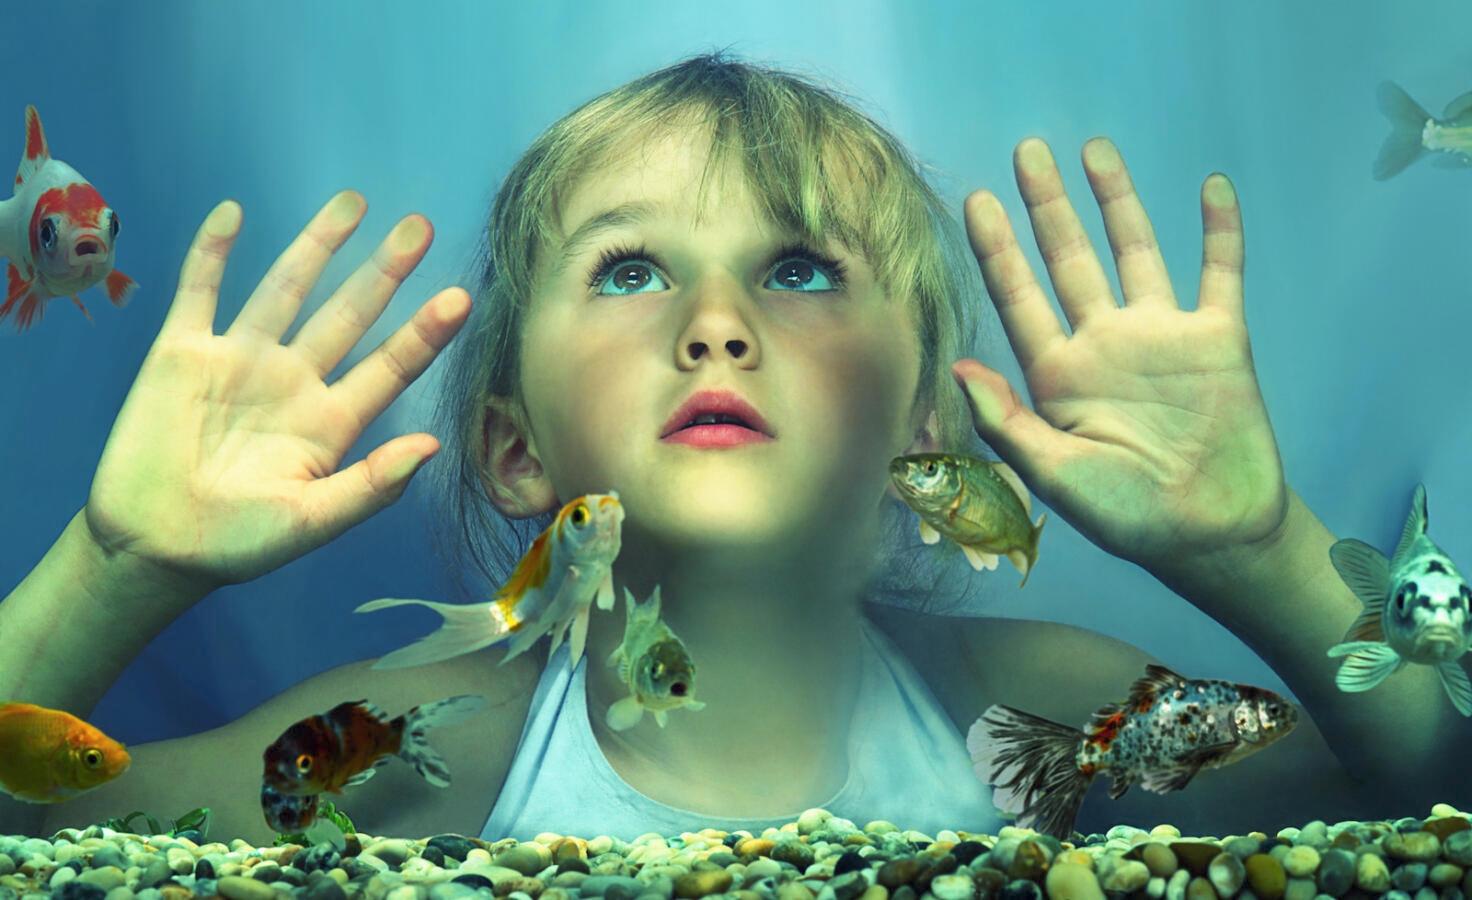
[1043, 863, 1104, 900]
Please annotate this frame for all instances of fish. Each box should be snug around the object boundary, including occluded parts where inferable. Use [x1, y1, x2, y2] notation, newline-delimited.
[260, 695, 487, 843]
[0, 702, 132, 802]
[0, 105, 137, 331]
[357, 491, 624, 669]
[1325, 484, 1472, 715]
[1373, 81, 1472, 180]
[966, 665, 1298, 839]
[888, 453, 1046, 585]
[606, 586, 706, 731]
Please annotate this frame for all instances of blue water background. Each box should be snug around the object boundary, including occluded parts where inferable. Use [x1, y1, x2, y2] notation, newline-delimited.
[0, 2, 1469, 743]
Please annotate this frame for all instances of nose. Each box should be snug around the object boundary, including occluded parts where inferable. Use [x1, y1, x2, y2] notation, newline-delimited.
[675, 277, 761, 370]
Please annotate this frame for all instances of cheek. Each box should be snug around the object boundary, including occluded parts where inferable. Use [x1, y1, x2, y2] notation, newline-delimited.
[808, 326, 923, 454]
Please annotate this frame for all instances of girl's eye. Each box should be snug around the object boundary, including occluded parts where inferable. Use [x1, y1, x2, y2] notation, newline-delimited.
[590, 249, 670, 296]
[765, 257, 839, 292]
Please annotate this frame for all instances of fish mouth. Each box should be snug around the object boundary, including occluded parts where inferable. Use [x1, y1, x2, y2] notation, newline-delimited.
[660, 389, 773, 439]
[1413, 627, 1467, 658]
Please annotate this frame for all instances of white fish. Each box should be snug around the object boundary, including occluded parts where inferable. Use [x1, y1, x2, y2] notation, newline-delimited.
[357, 492, 624, 669]
[1373, 81, 1472, 180]
[1326, 484, 1472, 715]
[606, 586, 705, 731]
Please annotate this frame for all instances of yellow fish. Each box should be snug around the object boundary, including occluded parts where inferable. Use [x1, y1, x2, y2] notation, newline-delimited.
[888, 453, 1046, 586]
[606, 587, 705, 731]
[0, 702, 131, 802]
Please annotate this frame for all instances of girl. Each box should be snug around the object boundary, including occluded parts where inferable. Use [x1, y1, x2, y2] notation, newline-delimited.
[0, 55, 1458, 844]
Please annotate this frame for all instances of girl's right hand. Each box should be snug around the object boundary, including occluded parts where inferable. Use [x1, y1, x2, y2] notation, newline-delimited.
[84, 191, 471, 594]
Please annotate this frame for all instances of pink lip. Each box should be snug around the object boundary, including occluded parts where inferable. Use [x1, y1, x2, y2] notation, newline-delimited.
[660, 389, 774, 444]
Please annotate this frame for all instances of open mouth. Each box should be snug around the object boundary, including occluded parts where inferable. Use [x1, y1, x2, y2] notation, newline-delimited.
[660, 390, 774, 443]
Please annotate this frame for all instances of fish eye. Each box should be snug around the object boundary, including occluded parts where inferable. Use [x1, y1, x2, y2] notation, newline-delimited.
[1395, 585, 1415, 615]
[83, 749, 103, 768]
[650, 660, 666, 680]
[109, 211, 120, 238]
[294, 754, 313, 775]
[39, 217, 56, 250]
[570, 504, 588, 526]
[921, 460, 937, 475]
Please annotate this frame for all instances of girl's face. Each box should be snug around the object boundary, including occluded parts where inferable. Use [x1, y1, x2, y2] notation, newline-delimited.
[517, 127, 928, 556]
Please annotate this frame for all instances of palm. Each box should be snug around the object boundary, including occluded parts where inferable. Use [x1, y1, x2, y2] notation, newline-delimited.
[85, 192, 470, 589]
[957, 139, 1285, 570]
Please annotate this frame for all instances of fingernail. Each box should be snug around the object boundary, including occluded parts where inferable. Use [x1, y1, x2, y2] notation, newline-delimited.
[203, 201, 241, 238]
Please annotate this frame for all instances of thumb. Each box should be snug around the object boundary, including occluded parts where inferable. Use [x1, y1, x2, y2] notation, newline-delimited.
[950, 359, 1051, 473]
[306, 434, 439, 538]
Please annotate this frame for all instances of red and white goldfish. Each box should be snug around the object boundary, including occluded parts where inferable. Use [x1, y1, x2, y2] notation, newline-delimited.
[0, 702, 131, 802]
[888, 453, 1046, 586]
[606, 586, 705, 731]
[1327, 484, 1472, 715]
[1373, 82, 1472, 180]
[0, 106, 136, 331]
[357, 491, 624, 669]
[967, 665, 1297, 839]
[260, 695, 486, 843]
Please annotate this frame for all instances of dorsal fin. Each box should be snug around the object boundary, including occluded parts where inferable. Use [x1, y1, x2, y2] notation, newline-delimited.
[1390, 484, 1428, 568]
[1127, 664, 1188, 704]
[15, 105, 50, 188]
[1443, 91, 1472, 121]
[496, 526, 554, 602]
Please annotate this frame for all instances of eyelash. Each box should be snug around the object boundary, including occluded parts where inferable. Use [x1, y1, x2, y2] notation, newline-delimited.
[584, 242, 848, 291]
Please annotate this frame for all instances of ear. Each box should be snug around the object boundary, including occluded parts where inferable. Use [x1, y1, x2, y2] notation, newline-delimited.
[884, 409, 942, 502]
[474, 394, 560, 518]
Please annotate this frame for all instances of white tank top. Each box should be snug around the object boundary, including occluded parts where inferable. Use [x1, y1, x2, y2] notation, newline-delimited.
[481, 615, 1000, 840]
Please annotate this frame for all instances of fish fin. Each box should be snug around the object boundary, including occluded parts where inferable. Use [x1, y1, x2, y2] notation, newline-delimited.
[396, 695, 489, 787]
[71, 295, 93, 322]
[1444, 91, 1472, 120]
[567, 605, 592, 668]
[1390, 484, 1429, 570]
[0, 270, 47, 332]
[1430, 153, 1472, 169]
[989, 461, 1032, 515]
[1373, 81, 1430, 180]
[16, 106, 49, 186]
[1328, 642, 1404, 692]
[356, 597, 515, 670]
[1434, 661, 1472, 716]
[685, 699, 707, 712]
[595, 569, 616, 611]
[1326, 640, 1389, 658]
[303, 816, 347, 850]
[653, 709, 669, 728]
[1329, 539, 1389, 640]
[966, 704, 1092, 840]
[960, 543, 1000, 571]
[1139, 760, 1211, 794]
[918, 519, 942, 545]
[343, 768, 377, 787]
[1123, 664, 1189, 707]
[606, 696, 645, 731]
[103, 269, 137, 307]
[1007, 512, 1047, 587]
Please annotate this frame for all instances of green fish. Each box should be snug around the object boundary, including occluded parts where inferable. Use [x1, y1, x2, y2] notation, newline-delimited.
[888, 453, 1046, 586]
[1373, 81, 1472, 180]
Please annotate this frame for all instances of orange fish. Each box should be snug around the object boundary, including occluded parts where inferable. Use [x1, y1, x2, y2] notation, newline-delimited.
[0, 702, 131, 802]
[357, 491, 625, 669]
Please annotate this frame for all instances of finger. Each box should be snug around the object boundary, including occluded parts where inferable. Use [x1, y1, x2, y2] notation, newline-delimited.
[1080, 138, 1175, 311]
[963, 189, 1065, 372]
[289, 214, 434, 377]
[300, 432, 441, 541]
[227, 190, 368, 341]
[1012, 138, 1117, 329]
[330, 286, 472, 430]
[951, 359, 1060, 488]
[162, 200, 241, 336]
[1198, 173, 1245, 320]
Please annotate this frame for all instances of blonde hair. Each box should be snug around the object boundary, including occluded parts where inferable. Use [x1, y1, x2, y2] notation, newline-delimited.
[431, 52, 986, 606]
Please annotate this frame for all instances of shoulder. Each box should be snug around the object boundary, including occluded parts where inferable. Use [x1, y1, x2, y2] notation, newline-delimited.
[864, 604, 1159, 733]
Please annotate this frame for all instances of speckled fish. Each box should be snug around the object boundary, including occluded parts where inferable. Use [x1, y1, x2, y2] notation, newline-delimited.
[1326, 484, 1472, 716]
[888, 453, 1046, 585]
[606, 586, 706, 731]
[1373, 82, 1472, 180]
[0, 106, 137, 331]
[357, 491, 624, 669]
[966, 665, 1297, 839]
[260, 696, 486, 842]
[0, 702, 131, 802]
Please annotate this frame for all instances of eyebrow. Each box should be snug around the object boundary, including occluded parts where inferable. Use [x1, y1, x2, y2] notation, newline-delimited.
[551, 201, 662, 278]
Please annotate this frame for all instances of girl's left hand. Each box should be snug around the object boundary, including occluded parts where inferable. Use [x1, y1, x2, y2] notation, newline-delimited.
[954, 137, 1287, 571]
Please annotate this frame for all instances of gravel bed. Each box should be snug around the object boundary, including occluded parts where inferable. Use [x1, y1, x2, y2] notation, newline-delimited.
[2, 803, 1470, 900]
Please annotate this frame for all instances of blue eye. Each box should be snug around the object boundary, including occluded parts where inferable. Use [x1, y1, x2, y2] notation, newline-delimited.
[595, 260, 668, 296]
[765, 257, 839, 292]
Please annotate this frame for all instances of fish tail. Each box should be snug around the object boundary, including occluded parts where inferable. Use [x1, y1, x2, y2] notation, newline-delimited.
[395, 695, 489, 787]
[967, 704, 1093, 839]
[1374, 81, 1430, 180]
[356, 597, 518, 670]
[1008, 512, 1048, 588]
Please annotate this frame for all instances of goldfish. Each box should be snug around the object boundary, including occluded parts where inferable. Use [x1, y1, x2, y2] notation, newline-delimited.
[357, 491, 624, 669]
[0, 106, 136, 331]
[0, 702, 131, 802]
[888, 453, 1046, 586]
[260, 695, 486, 844]
[1373, 81, 1472, 180]
[606, 586, 706, 731]
[967, 665, 1297, 839]
[1326, 484, 1472, 715]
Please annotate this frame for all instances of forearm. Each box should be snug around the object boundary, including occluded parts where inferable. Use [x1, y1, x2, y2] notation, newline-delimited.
[0, 509, 210, 716]
[1148, 489, 1467, 797]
